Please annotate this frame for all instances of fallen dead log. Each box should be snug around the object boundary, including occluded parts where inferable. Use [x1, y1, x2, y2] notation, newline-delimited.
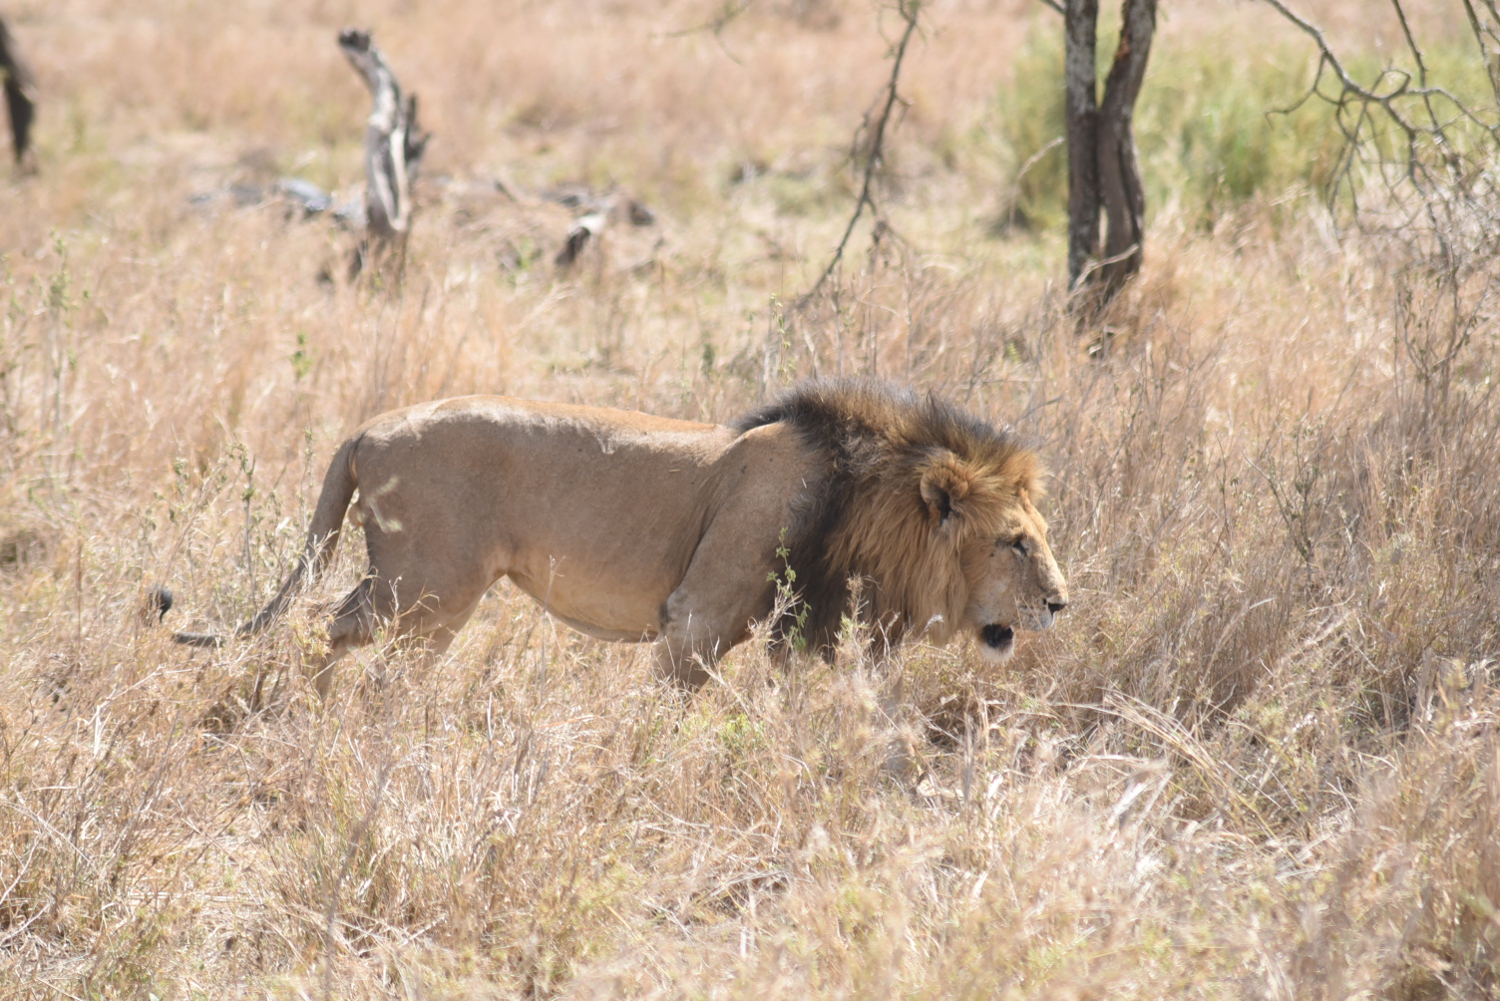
[546, 187, 656, 268]
[556, 209, 609, 267]
[338, 28, 429, 274]
[0, 12, 36, 168]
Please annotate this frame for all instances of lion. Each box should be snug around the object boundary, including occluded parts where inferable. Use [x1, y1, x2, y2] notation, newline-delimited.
[160, 379, 1068, 695]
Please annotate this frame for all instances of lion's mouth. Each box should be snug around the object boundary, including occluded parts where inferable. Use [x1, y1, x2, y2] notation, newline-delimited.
[979, 623, 1015, 655]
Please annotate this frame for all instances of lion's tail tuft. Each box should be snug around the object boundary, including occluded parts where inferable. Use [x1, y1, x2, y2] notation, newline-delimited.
[160, 435, 362, 648]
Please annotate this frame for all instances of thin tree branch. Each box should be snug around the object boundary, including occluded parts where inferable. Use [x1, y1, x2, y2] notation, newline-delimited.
[1462, 0, 1500, 109]
[1005, 135, 1064, 229]
[1392, 0, 1463, 179]
[1262, 0, 1500, 191]
[1074, 241, 1141, 285]
[655, 0, 754, 65]
[802, 0, 922, 304]
[1260, 0, 1500, 285]
[659, 0, 754, 38]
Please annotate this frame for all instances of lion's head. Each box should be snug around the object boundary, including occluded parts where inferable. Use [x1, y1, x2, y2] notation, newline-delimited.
[951, 483, 1068, 663]
[905, 430, 1068, 662]
[738, 379, 1068, 660]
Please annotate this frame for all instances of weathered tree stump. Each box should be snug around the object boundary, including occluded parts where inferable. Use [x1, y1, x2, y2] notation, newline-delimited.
[338, 29, 429, 277]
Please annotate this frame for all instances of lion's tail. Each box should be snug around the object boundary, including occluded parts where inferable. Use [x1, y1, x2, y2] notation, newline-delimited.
[163, 435, 362, 648]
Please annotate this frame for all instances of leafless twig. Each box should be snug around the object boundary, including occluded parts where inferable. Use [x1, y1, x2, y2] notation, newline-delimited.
[1261, 0, 1500, 409]
[801, 0, 922, 305]
[1262, 0, 1500, 249]
[659, 0, 754, 39]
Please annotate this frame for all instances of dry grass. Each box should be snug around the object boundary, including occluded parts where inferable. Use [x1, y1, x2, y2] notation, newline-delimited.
[3, 0, 1500, 997]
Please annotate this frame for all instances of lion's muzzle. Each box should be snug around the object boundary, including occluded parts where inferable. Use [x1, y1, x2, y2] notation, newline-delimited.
[1017, 599, 1068, 632]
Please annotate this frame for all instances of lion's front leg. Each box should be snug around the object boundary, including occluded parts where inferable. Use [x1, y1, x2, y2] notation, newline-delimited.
[652, 422, 818, 691]
[654, 625, 719, 692]
[654, 554, 777, 691]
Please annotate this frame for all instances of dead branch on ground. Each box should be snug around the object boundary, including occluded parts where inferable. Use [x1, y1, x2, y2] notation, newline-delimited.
[547, 187, 656, 269]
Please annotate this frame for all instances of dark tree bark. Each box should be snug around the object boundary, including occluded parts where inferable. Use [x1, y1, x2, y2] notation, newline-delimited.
[0, 13, 36, 168]
[1064, 0, 1100, 290]
[1095, 0, 1155, 295]
[1063, 0, 1157, 304]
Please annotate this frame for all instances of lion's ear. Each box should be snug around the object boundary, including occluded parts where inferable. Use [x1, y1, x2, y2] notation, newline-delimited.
[919, 455, 973, 527]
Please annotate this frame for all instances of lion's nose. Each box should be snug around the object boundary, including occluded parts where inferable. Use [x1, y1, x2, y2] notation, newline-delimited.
[1047, 600, 1067, 615]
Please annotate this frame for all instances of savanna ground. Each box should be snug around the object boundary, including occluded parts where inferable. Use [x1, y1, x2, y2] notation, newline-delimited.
[2, 0, 1499, 997]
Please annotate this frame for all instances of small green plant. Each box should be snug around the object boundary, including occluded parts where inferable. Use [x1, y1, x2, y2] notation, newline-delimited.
[718, 711, 767, 767]
[768, 526, 810, 653]
[290, 330, 314, 380]
[47, 234, 73, 316]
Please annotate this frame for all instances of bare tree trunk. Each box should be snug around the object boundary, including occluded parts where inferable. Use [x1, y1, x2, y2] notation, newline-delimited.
[338, 29, 428, 272]
[1062, 0, 1156, 306]
[0, 13, 36, 169]
[1064, 0, 1100, 290]
[1095, 0, 1155, 296]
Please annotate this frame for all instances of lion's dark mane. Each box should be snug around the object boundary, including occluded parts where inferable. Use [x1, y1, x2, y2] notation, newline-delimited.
[733, 378, 1034, 656]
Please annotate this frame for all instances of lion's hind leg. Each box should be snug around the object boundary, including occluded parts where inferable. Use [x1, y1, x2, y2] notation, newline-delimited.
[407, 595, 481, 667]
[309, 576, 380, 698]
[312, 577, 486, 698]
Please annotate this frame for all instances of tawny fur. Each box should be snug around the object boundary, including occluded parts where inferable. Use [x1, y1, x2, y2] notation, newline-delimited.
[160, 379, 1067, 693]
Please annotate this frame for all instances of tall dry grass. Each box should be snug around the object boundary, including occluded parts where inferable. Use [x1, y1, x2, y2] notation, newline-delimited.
[2, 0, 1499, 997]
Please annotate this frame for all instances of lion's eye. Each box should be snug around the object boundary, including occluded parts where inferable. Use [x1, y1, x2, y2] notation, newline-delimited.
[1010, 538, 1027, 556]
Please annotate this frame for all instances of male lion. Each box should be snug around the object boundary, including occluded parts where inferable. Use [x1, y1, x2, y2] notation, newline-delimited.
[161, 379, 1067, 694]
